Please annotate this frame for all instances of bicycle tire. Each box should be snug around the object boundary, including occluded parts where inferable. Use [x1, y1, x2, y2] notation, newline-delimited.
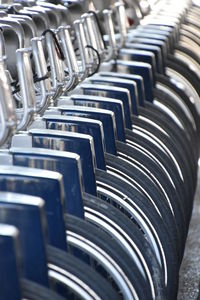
[104, 151, 182, 260]
[138, 103, 197, 173]
[21, 279, 65, 300]
[115, 140, 187, 236]
[47, 245, 121, 300]
[125, 129, 192, 223]
[129, 117, 196, 199]
[83, 191, 166, 299]
[155, 73, 200, 140]
[113, 142, 187, 247]
[95, 169, 179, 299]
[64, 215, 151, 299]
[152, 86, 199, 159]
[166, 55, 200, 97]
[154, 79, 199, 153]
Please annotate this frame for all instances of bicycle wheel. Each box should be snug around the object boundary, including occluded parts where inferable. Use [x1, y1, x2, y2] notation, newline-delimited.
[115, 141, 187, 241]
[95, 169, 179, 299]
[64, 216, 151, 299]
[21, 279, 65, 300]
[104, 151, 182, 260]
[47, 245, 121, 300]
[125, 130, 192, 222]
[83, 192, 166, 299]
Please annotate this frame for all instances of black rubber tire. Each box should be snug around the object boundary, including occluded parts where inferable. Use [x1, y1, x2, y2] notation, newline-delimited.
[83, 191, 167, 299]
[130, 117, 196, 203]
[116, 138, 187, 219]
[132, 109, 196, 181]
[180, 30, 200, 47]
[114, 141, 187, 247]
[128, 123, 195, 203]
[95, 169, 179, 299]
[131, 115, 196, 196]
[152, 86, 198, 158]
[175, 44, 200, 64]
[21, 279, 65, 300]
[138, 101, 198, 176]
[137, 105, 197, 179]
[152, 86, 199, 161]
[47, 245, 121, 300]
[124, 129, 192, 224]
[104, 151, 182, 261]
[116, 139, 187, 212]
[166, 55, 200, 97]
[64, 214, 151, 299]
[155, 73, 200, 147]
[128, 122, 195, 218]
[155, 73, 200, 141]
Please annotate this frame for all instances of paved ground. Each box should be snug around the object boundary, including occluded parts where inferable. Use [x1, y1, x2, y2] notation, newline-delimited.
[178, 164, 200, 300]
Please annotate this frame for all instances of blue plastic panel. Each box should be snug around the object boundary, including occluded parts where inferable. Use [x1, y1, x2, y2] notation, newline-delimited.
[126, 37, 167, 63]
[0, 192, 49, 287]
[114, 60, 154, 102]
[119, 49, 156, 85]
[137, 24, 176, 45]
[44, 115, 106, 171]
[136, 32, 169, 50]
[69, 95, 126, 142]
[0, 167, 66, 251]
[0, 224, 22, 300]
[98, 72, 145, 107]
[128, 31, 169, 51]
[136, 28, 171, 37]
[90, 76, 138, 115]
[135, 28, 173, 52]
[58, 106, 117, 155]
[29, 129, 97, 197]
[125, 43, 164, 74]
[138, 24, 174, 33]
[11, 148, 85, 218]
[80, 84, 132, 129]
[146, 23, 179, 43]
